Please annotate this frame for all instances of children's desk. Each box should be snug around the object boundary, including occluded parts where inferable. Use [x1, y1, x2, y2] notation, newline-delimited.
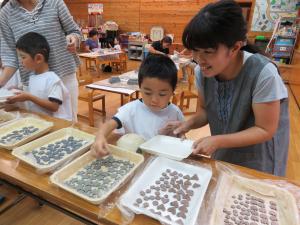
[86, 70, 140, 106]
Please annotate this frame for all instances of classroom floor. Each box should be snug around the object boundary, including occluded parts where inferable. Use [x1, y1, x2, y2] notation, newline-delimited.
[0, 59, 299, 225]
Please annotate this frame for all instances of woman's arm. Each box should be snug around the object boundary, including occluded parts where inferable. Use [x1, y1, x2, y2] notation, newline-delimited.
[192, 100, 280, 155]
[218, 100, 280, 148]
[148, 45, 166, 55]
[0, 10, 19, 86]
[56, 0, 81, 37]
[56, 0, 82, 52]
[0, 67, 17, 87]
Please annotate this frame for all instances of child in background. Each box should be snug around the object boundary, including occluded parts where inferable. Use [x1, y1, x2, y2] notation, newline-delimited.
[91, 54, 184, 157]
[109, 37, 121, 51]
[7, 32, 72, 121]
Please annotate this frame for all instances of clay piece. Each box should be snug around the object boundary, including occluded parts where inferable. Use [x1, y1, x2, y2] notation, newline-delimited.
[222, 193, 280, 225]
[133, 169, 202, 224]
[108, 76, 121, 84]
[127, 78, 139, 85]
[64, 155, 134, 199]
[0, 126, 39, 144]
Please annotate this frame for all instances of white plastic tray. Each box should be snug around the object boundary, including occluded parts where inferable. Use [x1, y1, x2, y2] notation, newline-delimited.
[139, 135, 193, 161]
[12, 127, 95, 174]
[120, 157, 212, 225]
[0, 117, 53, 150]
[50, 145, 144, 204]
[0, 111, 18, 127]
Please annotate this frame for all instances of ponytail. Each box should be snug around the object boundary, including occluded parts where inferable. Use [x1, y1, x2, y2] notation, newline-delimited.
[241, 40, 270, 57]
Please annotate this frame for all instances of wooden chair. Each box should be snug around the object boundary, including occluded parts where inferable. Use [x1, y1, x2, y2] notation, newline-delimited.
[77, 72, 106, 126]
[111, 52, 127, 73]
[174, 65, 198, 114]
[85, 58, 97, 71]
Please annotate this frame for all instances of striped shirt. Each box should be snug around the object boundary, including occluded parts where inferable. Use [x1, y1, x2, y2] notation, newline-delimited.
[0, 0, 81, 85]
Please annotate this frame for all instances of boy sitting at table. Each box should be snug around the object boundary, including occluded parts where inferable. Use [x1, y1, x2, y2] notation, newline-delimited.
[7, 32, 72, 121]
[92, 54, 184, 157]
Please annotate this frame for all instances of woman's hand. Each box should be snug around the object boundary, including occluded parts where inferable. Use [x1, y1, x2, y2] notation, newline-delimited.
[66, 35, 77, 53]
[158, 121, 182, 137]
[90, 135, 110, 158]
[192, 136, 220, 156]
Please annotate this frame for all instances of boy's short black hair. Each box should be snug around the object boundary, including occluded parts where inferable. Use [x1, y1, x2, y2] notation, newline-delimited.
[16, 32, 50, 62]
[138, 54, 177, 91]
[89, 29, 98, 38]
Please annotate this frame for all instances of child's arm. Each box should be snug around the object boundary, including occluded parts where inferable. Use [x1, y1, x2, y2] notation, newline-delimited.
[7, 91, 59, 112]
[84, 44, 91, 52]
[91, 119, 118, 158]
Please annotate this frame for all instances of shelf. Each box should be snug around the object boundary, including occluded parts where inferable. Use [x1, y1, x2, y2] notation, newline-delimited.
[276, 35, 297, 39]
[272, 54, 291, 58]
[128, 41, 146, 61]
[129, 48, 143, 51]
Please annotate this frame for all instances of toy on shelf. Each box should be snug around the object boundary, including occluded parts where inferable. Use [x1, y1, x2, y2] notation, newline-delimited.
[266, 16, 299, 64]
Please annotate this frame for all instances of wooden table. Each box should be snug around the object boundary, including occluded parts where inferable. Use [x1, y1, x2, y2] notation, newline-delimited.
[171, 55, 192, 80]
[86, 70, 140, 106]
[78, 50, 123, 77]
[0, 112, 299, 225]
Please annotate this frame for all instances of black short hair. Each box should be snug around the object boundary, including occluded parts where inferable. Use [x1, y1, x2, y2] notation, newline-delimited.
[182, 0, 247, 50]
[16, 32, 50, 62]
[162, 36, 172, 44]
[138, 54, 177, 91]
[89, 29, 98, 38]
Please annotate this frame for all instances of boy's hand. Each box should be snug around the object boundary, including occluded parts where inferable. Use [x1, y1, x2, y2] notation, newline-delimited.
[90, 135, 110, 158]
[66, 35, 77, 53]
[158, 121, 182, 137]
[162, 121, 189, 138]
[6, 90, 31, 103]
[192, 136, 220, 156]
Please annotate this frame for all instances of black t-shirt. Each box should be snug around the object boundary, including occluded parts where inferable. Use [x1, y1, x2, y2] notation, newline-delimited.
[151, 41, 169, 54]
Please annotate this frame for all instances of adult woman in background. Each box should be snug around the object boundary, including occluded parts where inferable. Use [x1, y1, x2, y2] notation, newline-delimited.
[84, 29, 99, 52]
[0, 0, 81, 121]
[149, 36, 172, 56]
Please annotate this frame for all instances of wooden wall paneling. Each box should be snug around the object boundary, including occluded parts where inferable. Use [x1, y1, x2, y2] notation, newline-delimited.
[64, 0, 140, 32]
[65, 0, 215, 43]
[66, 0, 277, 43]
[139, 0, 214, 42]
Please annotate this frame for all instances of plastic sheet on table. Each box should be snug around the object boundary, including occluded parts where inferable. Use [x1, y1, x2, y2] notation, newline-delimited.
[204, 161, 300, 225]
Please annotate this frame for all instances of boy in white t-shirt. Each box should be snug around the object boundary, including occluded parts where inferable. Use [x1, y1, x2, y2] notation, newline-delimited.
[92, 54, 184, 157]
[7, 32, 72, 121]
